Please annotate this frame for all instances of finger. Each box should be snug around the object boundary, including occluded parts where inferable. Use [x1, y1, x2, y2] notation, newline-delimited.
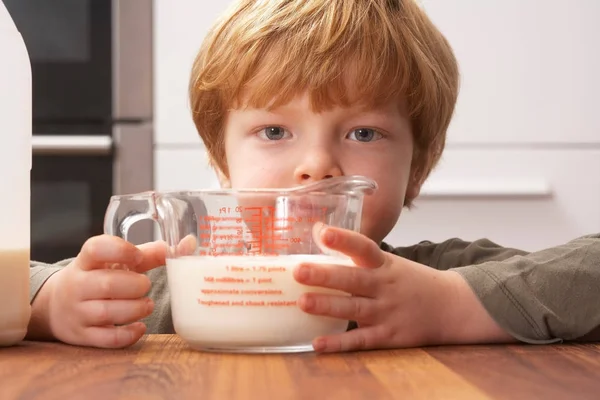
[313, 223, 386, 268]
[79, 298, 154, 326]
[82, 322, 147, 349]
[78, 269, 152, 300]
[176, 235, 197, 256]
[312, 325, 393, 353]
[78, 235, 142, 271]
[135, 240, 168, 273]
[298, 292, 376, 322]
[294, 262, 377, 297]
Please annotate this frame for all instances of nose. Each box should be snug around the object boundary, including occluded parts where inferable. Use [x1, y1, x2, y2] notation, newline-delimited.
[293, 147, 343, 183]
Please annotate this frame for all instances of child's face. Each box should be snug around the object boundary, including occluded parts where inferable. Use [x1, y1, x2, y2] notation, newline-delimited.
[220, 93, 414, 244]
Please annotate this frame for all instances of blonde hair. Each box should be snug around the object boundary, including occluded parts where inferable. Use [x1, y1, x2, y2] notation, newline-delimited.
[189, 0, 459, 206]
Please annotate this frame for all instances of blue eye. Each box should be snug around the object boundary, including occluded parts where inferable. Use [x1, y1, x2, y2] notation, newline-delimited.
[347, 128, 382, 142]
[259, 126, 289, 140]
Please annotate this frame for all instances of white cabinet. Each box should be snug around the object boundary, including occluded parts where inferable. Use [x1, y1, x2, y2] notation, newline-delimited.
[421, 0, 600, 144]
[384, 148, 600, 251]
[153, 0, 235, 145]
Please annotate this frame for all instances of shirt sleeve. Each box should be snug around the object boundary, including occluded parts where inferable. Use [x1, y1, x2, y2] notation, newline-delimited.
[142, 267, 175, 334]
[30, 259, 73, 303]
[383, 234, 600, 344]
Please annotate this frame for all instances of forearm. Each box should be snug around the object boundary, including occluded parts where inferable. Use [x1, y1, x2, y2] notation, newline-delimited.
[448, 235, 600, 344]
[26, 273, 58, 341]
[28, 261, 73, 341]
[436, 271, 517, 345]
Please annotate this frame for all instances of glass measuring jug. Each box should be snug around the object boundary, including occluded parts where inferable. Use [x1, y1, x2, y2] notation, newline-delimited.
[104, 175, 377, 353]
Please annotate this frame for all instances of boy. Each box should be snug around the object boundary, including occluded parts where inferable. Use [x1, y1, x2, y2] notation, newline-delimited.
[27, 0, 600, 352]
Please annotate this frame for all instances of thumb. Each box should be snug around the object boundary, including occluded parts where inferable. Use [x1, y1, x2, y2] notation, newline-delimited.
[134, 240, 167, 273]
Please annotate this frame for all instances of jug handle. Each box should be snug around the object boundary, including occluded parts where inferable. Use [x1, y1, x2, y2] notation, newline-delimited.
[103, 191, 158, 243]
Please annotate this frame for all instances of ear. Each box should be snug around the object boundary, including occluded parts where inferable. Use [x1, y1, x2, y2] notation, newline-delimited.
[404, 172, 423, 207]
[406, 180, 421, 201]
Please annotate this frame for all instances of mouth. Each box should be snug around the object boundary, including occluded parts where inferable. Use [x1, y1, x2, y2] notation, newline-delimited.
[274, 195, 336, 222]
[294, 201, 328, 217]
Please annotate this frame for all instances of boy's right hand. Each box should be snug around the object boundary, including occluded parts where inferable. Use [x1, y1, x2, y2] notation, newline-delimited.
[31, 234, 166, 348]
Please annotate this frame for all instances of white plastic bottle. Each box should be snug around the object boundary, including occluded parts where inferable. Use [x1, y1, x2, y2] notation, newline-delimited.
[0, 1, 32, 346]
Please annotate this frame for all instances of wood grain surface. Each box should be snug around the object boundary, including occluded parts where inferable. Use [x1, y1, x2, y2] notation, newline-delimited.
[1, 335, 599, 400]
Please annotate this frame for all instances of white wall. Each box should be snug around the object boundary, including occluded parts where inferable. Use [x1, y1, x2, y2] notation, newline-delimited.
[153, 0, 600, 251]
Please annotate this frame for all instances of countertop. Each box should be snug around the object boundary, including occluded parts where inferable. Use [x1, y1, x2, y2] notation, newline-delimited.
[1, 335, 599, 399]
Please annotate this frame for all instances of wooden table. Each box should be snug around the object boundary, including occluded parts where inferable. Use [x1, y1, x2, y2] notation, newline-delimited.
[1, 335, 599, 400]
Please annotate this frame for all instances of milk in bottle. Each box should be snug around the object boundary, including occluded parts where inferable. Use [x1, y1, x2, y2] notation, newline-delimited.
[0, 0, 32, 346]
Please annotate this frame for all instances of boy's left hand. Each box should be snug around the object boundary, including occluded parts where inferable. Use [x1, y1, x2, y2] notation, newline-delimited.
[293, 223, 459, 353]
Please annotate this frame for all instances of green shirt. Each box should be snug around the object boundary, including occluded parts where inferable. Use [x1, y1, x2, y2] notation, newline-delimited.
[29, 233, 600, 344]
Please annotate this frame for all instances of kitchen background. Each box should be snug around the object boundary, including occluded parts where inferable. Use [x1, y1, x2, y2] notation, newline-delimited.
[6, 0, 600, 263]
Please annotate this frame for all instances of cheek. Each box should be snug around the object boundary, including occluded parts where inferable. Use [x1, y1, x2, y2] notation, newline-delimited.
[229, 166, 290, 189]
[359, 187, 404, 243]
[355, 153, 411, 243]
[226, 143, 292, 189]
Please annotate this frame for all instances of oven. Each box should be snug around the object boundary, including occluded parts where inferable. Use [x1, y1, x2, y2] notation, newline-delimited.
[4, 0, 154, 263]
